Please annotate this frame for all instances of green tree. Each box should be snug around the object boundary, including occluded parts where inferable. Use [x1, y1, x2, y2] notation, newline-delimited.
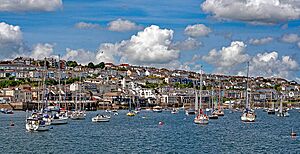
[95, 62, 105, 69]
[66, 61, 78, 67]
[87, 62, 95, 69]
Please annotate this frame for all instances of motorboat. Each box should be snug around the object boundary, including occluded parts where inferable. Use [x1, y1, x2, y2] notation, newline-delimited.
[26, 117, 49, 131]
[213, 110, 224, 116]
[0, 108, 14, 114]
[153, 106, 163, 112]
[185, 109, 196, 115]
[127, 111, 135, 116]
[171, 108, 179, 114]
[208, 114, 218, 119]
[92, 114, 110, 122]
[50, 113, 68, 125]
[267, 108, 275, 114]
[70, 111, 86, 120]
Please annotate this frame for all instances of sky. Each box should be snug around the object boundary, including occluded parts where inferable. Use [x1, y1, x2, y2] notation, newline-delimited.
[0, 0, 299, 81]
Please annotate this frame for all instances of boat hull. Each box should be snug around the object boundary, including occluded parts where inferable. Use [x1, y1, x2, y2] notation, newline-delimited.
[241, 112, 256, 122]
[92, 117, 110, 122]
[51, 117, 68, 125]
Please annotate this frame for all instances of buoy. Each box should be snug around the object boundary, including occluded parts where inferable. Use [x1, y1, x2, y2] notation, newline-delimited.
[291, 128, 297, 137]
[291, 132, 297, 137]
[159, 121, 164, 125]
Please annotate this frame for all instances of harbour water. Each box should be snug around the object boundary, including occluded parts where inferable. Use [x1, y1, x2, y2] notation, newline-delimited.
[1, 110, 299, 153]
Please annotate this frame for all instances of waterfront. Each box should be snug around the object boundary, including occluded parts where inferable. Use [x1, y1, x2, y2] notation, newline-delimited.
[1, 110, 300, 153]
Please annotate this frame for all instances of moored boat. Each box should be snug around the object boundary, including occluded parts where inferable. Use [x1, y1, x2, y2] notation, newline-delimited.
[194, 66, 209, 125]
[26, 117, 49, 131]
[240, 62, 256, 123]
[92, 114, 110, 122]
[153, 106, 163, 112]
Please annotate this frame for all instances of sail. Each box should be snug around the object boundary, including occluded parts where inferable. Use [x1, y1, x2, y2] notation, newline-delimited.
[195, 91, 198, 111]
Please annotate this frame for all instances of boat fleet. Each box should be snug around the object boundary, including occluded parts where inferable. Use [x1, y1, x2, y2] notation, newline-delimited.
[22, 62, 296, 132]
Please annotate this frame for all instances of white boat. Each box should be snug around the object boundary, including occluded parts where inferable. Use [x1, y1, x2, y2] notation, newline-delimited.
[213, 109, 224, 116]
[194, 66, 209, 125]
[50, 114, 68, 125]
[26, 117, 49, 131]
[171, 108, 179, 114]
[70, 111, 86, 120]
[194, 112, 209, 125]
[277, 96, 289, 117]
[185, 109, 196, 115]
[153, 106, 163, 112]
[133, 110, 140, 114]
[241, 62, 256, 122]
[92, 115, 110, 122]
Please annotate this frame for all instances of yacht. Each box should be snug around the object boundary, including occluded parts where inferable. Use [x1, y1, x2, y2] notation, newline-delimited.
[171, 108, 179, 114]
[194, 66, 209, 125]
[240, 62, 256, 122]
[185, 108, 196, 115]
[92, 114, 110, 122]
[153, 106, 163, 112]
[50, 112, 68, 125]
[25, 115, 49, 131]
[70, 110, 86, 120]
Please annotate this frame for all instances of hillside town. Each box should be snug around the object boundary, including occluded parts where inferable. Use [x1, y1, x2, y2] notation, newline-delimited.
[0, 57, 299, 111]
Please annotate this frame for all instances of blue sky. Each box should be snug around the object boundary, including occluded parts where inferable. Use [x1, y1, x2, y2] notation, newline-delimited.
[0, 0, 299, 81]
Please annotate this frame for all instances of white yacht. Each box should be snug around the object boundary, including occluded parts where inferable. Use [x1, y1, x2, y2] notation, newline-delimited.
[240, 62, 256, 122]
[26, 117, 49, 131]
[92, 114, 110, 122]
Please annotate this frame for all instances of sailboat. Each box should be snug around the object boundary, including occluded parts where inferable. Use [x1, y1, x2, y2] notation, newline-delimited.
[71, 72, 86, 120]
[241, 62, 256, 122]
[50, 56, 68, 125]
[267, 92, 275, 114]
[127, 96, 135, 116]
[185, 93, 196, 115]
[213, 81, 224, 116]
[277, 95, 289, 117]
[194, 66, 209, 125]
[133, 97, 141, 114]
[208, 91, 218, 119]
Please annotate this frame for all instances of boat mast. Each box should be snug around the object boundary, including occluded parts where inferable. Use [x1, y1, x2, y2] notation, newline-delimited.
[218, 79, 221, 110]
[58, 55, 62, 108]
[245, 61, 249, 110]
[195, 91, 198, 111]
[42, 58, 47, 109]
[199, 65, 203, 112]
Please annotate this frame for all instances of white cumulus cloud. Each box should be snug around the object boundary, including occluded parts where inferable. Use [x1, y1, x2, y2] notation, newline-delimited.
[30, 43, 55, 60]
[201, 0, 300, 24]
[184, 24, 212, 37]
[202, 41, 299, 79]
[202, 41, 250, 73]
[63, 48, 98, 65]
[171, 37, 202, 51]
[107, 18, 142, 32]
[249, 37, 273, 45]
[0, 0, 62, 12]
[0, 22, 25, 59]
[74, 22, 101, 29]
[95, 25, 180, 65]
[246, 52, 299, 79]
[281, 33, 300, 43]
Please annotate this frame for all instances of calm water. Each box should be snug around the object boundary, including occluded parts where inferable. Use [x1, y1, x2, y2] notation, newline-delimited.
[0, 110, 299, 153]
